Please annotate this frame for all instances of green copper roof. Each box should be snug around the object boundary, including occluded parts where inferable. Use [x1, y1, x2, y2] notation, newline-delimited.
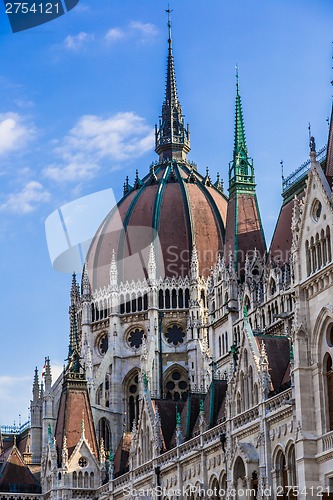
[229, 68, 255, 194]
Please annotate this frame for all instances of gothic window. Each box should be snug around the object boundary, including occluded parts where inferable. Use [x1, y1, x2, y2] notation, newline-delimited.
[286, 444, 297, 487]
[236, 392, 241, 414]
[179, 288, 184, 308]
[311, 199, 322, 222]
[219, 336, 222, 357]
[327, 226, 332, 262]
[225, 332, 228, 352]
[96, 384, 103, 405]
[72, 471, 77, 488]
[126, 371, 140, 430]
[270, 278, 276, 296]
[84, 471, 89, 488]
[275, 449, 287, 497]
[185, 288, 190, 308]
[172, 289, 177, 308]
[165, 289, 171, 309]
[159, 289, 164, 309]
[98, 418, 111, 452]
[164, 369, 189, 401]
[248, 366, 253, 407]
[143, 293, 148, 310]
[138, 293, 143, 311]
[244, 295, 251, 312]
[325, 353, 333, 431]
[131, 293, 137, 313]
[127, 328, 145, 349]
[165, 324, 185, 346]
[78, 457, 88, 468]
[253, 383, 258, 405]
[90, 472, 94, 489]
[120, 294, 125, 314]
[98, 333, 108, 355]
[78, 471, 83, 488]
[125, 293, 131, 313]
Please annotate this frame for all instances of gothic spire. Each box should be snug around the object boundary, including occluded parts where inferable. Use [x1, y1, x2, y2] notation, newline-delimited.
[33, 367, 39, 401]
[67, 274, 81, 374]
[228, 66, 255, 194]
[155, 9, 190, 161]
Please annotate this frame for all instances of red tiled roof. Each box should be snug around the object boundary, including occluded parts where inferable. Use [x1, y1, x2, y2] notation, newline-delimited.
[55, 377, 98, 464]
[0, 445, 40, 491]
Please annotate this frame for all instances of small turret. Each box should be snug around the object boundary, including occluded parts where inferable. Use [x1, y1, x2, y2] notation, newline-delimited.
[33, 367, 39, 402]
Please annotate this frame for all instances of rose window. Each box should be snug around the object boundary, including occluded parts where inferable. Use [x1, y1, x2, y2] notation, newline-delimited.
[165, 325, 185, 346]
[128, 329, 145, 349]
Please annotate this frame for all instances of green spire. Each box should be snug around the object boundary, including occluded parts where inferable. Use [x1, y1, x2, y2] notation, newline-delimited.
[229, 66, 255, 194]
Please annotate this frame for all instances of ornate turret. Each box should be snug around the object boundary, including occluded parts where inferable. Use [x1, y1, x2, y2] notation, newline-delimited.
[155, 9, 190, 160]
[224, 67, 266, 276]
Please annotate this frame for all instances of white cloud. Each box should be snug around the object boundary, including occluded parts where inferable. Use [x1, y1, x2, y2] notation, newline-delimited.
[129, 21, 159, 39]
[104, 21, 158, 45]
[0, 181, 51, 214]
[104, 27, 126, 43]
[0, 112, 35, 155]
[64, 31, 95, 50]
[43, 112, 154, 183]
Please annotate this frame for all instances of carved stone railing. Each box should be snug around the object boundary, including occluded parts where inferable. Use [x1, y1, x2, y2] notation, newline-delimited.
[0, 495, 42, 500]
[233, 406, 260, 430]
[321, 430, 333, 452]
[265, 389, 292, 414]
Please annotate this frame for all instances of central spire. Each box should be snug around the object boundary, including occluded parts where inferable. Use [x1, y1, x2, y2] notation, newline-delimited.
[155, 9, 190, 161]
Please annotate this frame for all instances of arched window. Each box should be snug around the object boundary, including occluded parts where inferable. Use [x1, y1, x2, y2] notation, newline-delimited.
[178, 288, 184, 308]
[137, 292, 143, 312]
[275, 449, 287, 496]
[131, 293, 137, 313]
[185, 288, 190, 308]
[125, 293, 131, 313]
[72, 471, 77, 488]
[165, 289, 171, 309]
[325, 353, 333, 431]
[90, 472, 94, 489]
[159, 289, 164, 309]
[84, 471, 89, 488]
[327, 226, 332, 262]
[172, 289, 177, 308]
[164, 367, 189, 401]
[143, 293, 148, 310]
[126, 371, 140, 431]
[98, 418, 111, 453]
[96, 383, 103, 406]
[286, 444, 296, 487]
[120, 294, 125, 314]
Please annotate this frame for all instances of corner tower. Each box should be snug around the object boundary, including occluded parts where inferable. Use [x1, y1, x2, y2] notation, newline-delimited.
[224, 68, 266, 275]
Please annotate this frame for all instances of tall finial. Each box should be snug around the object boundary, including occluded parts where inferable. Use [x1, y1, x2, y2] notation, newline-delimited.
[236, 63, 239, 93]
[166, 5, 173, 44]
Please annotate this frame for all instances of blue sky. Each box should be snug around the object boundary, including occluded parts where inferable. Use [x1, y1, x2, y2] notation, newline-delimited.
[0, 0, 332, 425]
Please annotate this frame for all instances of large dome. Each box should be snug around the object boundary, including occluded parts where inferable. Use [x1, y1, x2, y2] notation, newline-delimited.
[87, 161, 227, 290]
[86, 19, 228, 290]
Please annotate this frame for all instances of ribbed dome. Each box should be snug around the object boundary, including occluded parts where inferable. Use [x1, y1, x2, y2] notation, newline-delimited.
[86, 161, 227, 291]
